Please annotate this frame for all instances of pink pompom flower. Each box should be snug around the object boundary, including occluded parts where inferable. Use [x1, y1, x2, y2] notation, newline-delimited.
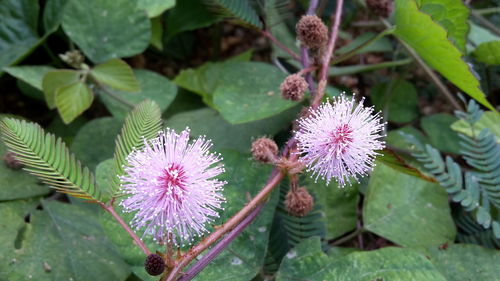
[295, 94, 385, 187]
[119, 128, 226, 245]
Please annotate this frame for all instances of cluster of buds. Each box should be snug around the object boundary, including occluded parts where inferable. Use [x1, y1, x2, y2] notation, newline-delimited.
[59, 50, 85, 69]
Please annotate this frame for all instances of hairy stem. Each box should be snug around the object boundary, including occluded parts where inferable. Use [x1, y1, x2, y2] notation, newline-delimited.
[380, 19, 462, 111]
[313, 0, 344, 108]
[262, 30, 301, 61]
[165, 169, 286, 281]
[100, 203, 152, 256]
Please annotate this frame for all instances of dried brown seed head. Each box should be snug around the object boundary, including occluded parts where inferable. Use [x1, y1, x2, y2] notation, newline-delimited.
[296, 15, 329, 49]
[285, 187, 314, 217]
[144, 254, 165, 276]
[280, 74, 308, 101]
[251, 137, 279, 163]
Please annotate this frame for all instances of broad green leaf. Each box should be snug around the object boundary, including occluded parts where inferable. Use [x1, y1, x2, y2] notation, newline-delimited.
[421, 113, 461, 154]
[371, 78, 419, 123]
[276, 237, 447, 281]
[46, 115, 87, 146]
[394, 0, 494, 111]
[165, 106, 300, 152]
[55, 81, 94, 124]
[193, 150, 278, 280]
[336, 32, 393, 55]
[136, 0, 175, 17]
[386, 126, 430, 151]
[90, 59, 140, 92]
[419, 244, 500, 281]
[468, 22, 500, 47]
[165, 0, 219, 39]
[43, 0, 71, 33]
[62, 0, 151, 63]
[0, 118, 103, 201]
[264, 0, 299, 60]
[212, 62, 296, 124]
[417, 0, 470, 53]
[363, 161, 456, 247]
[71, 117, 122, 171]
[42, 69, 81, 109]
[3, 66, 54, 91]
[308, 180, 359, 240]
[211, 0, 262, 28]
[0, 200, 130, 281]
[98, 69, 177, 119]
[0, 140, 49, 201]
[173, 62, 223, 106]
[0, 0, 40, 71]
[150, 17, 163, 50]
[451, 111, 500, 143]
[473, 41, 500, 65]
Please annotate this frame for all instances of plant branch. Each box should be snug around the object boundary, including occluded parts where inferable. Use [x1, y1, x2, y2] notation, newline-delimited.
[329, 227, 365, 246]
[299, 0, 320, 96]
[380, 19, 462, 111]
[100, 203, 152, 256]
[470, 10, 500, 36]
[164, 169, 286, 281]
[262, 30, 301, 61]
[313, 0, 344, 108]
[176, 203, 266, 281]
[92, 78, 136, 109]
[472, 7, 500, 15]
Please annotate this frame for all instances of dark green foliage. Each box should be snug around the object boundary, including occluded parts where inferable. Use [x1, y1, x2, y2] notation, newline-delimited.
[206, 0, 262, 28]
[404, 99, 500, 239]
[264, 178, 326, 274]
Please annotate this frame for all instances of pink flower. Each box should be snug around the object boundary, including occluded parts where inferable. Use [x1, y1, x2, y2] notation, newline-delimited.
[119, 128, 226, 245]
[295, 95, 385, 187]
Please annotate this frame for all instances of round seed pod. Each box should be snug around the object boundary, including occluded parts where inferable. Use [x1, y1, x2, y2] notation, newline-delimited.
[296, 15, 328, 49]
[285, 187, 314, 217]
[280, 74, 308, 101]
[144, 254, 165, 276]
[251, 137, 279, 163]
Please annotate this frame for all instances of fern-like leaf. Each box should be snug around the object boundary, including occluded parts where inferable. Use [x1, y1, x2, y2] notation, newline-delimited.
[206, 0, 263, 28]
[112, 100, 162, 195]
[0, 118, 102, 201]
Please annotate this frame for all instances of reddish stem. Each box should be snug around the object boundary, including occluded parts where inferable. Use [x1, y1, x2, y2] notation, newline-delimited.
[100, 203, 152, 256]
[262, 30, 301, 61]
[312, 0, 345, 108]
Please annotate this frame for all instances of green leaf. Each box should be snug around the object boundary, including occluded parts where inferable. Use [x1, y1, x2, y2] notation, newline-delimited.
[55, 81, 94, 124]
[0, 118, 103, 201]
[419, 244, 500, 281]
[0, 200, 130, 281]
[3, 66, 55, 91]
[0, 139, 50, 200]
[451, 111, 500, 143]
[112, 100, 162, 194]
[468, 22, 500, 47]
[371, 78, 419, 123]
[150, 16, 163, 50]
[210, 0, 262, 28]
[165, 106, 299, 152]
[473, 41, 500, 65]
[43, 0, 71, 33]
[194, 150, 278, 280]
[308, 180, 359, 240]
[136, 0, 175, 17]
[394, 0, 494, 111]
[421, 113, 461, 154]
[386, 126, 430, 151]
[363, 161, 456, 247]
[166, 0, 219, 39]
[417, 0, 470, 53]
[42, 69, 81, 109]
[0, 0, 41, 71]
[62, 0, 151, 63]
[336, 32, 393, 55]
[71, 117, 122, 171]
[90, 59, 140, 92]
[276, 237, 448, 281]
[98, 69, 177, 119]
[212, 62, 296, 124]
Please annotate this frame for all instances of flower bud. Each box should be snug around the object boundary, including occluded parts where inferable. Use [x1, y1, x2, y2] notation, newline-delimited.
[280, 74, 308, 101]
[285, 187, 314, 217]
[366, 0, 393, 18]
[296, 15, 328, 49]
[4, 151, 23, 170]
[144, 254, 165, 276]
[59, 50, 85, 69]
[251, 137, 278, 163]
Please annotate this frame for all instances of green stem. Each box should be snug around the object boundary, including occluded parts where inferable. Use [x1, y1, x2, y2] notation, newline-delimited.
[473, 7, 500, 15]
[471, 10, 500, 36]
[92, 78, 136, 109]
[330, 227, 366, 246]
[330, 28, 395, 65]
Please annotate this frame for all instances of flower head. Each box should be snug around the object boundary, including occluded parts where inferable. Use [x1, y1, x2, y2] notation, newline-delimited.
[295, 94, 385, 186]
[280, 74, 308, 101]
[120, 128, 226, 245]
[296, 15, 328, 49]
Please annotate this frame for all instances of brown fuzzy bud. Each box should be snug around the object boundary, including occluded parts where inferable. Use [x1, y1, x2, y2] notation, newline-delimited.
[4, 152, 23, 170]
[296, 15, 328, 49]
[285, 187, 314, 217]
[280, 74, 308, 101]
[366, 0, 393, 18]
[144, 254, 165, 276]
[251, 137, 278, 163]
